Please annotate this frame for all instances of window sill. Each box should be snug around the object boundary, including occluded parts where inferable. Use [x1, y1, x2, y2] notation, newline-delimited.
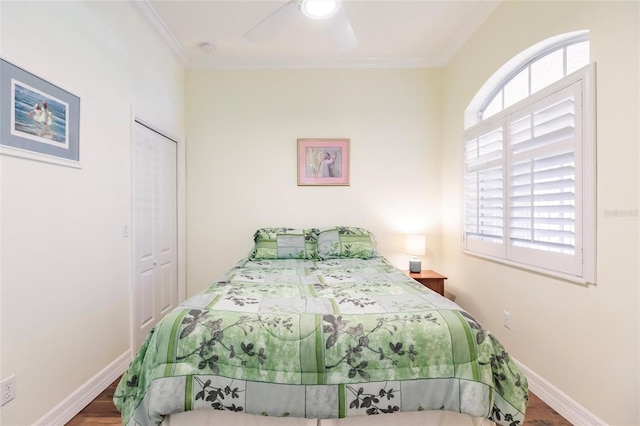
[462, 249, 595, 286]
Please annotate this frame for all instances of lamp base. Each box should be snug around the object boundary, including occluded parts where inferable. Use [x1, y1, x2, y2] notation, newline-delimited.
[409, 259, 421, 273]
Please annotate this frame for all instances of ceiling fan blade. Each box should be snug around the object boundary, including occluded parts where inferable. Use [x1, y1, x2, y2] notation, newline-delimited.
[329, 4, 358, 51]
[244, 0, 299, 43]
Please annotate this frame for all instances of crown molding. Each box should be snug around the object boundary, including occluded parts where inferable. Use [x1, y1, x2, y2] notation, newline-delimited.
[128, 0, 496, 70]
[129, 0, 189, 65]
[188, 55, 445, 70]
[127, 0, 447, 69]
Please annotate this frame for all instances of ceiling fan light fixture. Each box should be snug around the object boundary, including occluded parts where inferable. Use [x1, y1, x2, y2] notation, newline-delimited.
[300, 0, 340, 20]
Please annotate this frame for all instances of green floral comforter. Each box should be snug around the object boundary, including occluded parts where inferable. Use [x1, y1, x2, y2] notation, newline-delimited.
[114, 257, 528, 426]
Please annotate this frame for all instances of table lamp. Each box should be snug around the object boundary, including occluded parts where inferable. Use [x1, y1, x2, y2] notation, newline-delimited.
[405, 234, 425, 273]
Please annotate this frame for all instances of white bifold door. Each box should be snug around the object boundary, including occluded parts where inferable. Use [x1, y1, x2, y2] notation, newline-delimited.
[132, 120, 178, 350]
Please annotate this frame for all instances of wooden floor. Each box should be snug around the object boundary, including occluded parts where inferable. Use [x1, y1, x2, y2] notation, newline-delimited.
[67, 377, 572, 426]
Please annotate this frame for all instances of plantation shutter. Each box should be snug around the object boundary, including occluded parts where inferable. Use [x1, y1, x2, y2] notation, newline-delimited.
[463, 121, 505, 258]
[506, 82, 583, 275]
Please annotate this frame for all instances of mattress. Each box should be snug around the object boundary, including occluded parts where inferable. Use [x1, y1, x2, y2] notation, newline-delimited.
[114, 256, 528, 426]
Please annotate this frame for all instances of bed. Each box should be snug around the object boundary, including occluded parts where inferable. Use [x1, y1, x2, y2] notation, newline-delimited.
[114, 227, 528, 426]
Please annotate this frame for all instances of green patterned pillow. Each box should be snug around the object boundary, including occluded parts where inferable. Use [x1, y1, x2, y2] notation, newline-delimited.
[249, 227, 319, 260]
[317, 226, 377, 259]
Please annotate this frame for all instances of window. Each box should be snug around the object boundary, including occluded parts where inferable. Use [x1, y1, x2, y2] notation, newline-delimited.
[463, 32, 595, 284]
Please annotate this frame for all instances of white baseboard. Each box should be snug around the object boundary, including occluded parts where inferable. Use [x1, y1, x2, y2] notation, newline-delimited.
[34, 351, 132, 426]
[515, 360, 606, 426]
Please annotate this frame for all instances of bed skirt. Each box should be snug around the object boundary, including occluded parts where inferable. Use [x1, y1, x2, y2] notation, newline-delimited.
[163, 410, 496, 426]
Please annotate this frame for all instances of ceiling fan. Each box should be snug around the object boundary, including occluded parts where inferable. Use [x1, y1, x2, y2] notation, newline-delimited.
[244, 0, 358, 52]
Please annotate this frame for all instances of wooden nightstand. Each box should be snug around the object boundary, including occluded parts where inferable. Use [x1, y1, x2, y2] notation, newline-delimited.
[405, 270, 447, 296]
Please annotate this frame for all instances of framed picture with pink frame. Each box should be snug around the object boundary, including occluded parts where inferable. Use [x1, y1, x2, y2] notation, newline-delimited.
[297, 138, 350, 186]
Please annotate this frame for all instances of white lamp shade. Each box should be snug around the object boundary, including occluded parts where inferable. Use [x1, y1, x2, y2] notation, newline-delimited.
[405, 235, 426, 256]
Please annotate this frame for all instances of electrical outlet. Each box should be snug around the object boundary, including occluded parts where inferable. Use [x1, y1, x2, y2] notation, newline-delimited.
[503, 311, 511, 329]
[0, 375, 16, 406]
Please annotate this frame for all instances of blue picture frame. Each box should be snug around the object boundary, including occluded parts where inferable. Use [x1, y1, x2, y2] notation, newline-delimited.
[1, 59, 80, 166]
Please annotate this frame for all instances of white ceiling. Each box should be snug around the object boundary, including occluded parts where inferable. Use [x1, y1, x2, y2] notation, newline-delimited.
[134, 0, 501, 69]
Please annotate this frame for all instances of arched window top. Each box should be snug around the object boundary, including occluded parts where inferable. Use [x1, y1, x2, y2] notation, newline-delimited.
[465, 31, 590, 128]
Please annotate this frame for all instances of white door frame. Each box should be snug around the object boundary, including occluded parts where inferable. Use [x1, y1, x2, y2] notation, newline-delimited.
[129, 110, 186, 353]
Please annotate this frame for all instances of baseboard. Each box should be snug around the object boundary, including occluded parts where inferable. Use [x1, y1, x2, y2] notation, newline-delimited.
[34, 351, 132, 426]
[515, 359, 606, 425]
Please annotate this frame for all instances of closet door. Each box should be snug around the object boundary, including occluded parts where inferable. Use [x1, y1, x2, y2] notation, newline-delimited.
[132, 121, 178, 350]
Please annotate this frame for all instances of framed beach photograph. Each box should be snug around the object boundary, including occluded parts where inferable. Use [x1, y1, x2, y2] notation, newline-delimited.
[1, 59, 80, 167]
[297, 138, 350, 186]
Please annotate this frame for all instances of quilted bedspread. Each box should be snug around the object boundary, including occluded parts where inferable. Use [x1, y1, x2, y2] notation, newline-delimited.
[114, 257, 528, 426]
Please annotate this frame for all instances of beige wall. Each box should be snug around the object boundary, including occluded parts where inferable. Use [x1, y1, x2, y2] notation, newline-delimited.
[0, 2, 184, 424]
[441, 1, 639, 424]
[185, 69, 443, 295]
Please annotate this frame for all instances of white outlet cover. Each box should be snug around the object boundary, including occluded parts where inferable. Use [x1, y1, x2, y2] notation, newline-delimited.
[503, 311, 511, 329]
[0, 374, 16, 406]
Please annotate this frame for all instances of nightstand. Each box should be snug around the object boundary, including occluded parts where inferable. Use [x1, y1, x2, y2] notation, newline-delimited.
[405, 270, 447, 296]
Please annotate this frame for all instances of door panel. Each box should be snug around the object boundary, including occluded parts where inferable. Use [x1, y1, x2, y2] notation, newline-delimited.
[139, 270, 155, 328]
[133, 121, 178, 350]
[159, 262, 174, 315]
